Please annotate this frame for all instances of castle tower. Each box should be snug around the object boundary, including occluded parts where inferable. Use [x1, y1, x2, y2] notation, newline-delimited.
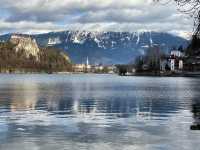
[10, 34, 40, 61]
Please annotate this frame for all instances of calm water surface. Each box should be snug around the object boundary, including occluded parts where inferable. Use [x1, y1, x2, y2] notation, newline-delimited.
[0, 74, 200, 150]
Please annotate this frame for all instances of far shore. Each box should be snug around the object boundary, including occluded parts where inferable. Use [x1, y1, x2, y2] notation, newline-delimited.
[0, 71, 116, 75]
[0, 70, 200, 78]
[120, 71, 200, 77]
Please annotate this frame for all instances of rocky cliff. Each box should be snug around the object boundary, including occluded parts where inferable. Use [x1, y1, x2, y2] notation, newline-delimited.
[10, 34, 40, 60]
[0, 34, 72, 73]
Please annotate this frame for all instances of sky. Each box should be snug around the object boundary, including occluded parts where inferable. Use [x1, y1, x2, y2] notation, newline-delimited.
[0, 0, 194, 39]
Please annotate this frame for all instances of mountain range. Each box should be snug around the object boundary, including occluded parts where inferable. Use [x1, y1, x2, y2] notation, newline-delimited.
[0, 31, 188, 64]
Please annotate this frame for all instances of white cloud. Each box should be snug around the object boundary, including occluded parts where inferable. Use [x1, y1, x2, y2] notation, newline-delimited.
[0, 20, 64, 34]
[0, 0, 194, 38]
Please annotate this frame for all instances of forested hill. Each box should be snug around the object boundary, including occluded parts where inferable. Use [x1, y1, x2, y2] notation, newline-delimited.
[0, 35, 72, 73]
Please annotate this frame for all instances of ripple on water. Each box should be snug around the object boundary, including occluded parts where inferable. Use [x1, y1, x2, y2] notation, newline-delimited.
[0, 75, 199, 150]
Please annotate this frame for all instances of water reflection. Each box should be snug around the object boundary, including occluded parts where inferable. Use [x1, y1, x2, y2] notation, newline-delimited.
[11, 82, 39, 111]
[191, 100, 200, 130]
[0, 74, 199, 150]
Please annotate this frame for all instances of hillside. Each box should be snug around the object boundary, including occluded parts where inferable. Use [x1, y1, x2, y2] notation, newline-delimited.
[0, 35, 72, 73]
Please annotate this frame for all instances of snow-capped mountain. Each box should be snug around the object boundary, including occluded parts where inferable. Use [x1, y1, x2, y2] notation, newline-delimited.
[48, 37, 61, 46]
[0, 31, 188, 64]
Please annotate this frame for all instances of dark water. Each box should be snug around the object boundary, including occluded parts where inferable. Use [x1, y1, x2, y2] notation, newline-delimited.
[0, 74, 200, 150]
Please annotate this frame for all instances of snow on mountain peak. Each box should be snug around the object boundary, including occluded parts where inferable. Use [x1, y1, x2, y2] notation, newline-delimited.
[136, 32, 140, 45]
[48, 37, 61, 46]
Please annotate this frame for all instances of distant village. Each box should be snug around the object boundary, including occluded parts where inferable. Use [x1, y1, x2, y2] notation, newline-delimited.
[72, 57, 117, 74]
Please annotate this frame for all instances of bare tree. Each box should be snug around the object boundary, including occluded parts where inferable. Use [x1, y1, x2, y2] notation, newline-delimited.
[155, 0, 200, 56]
[155, 0, 200, 37]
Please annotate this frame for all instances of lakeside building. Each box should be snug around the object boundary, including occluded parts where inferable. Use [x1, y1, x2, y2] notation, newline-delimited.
[170, 50, 184, 71]
[73, 57, 91, 73]
[106, 65, 117, 74]
[160, 49, 184, 72]
[73, 64, 86, 72]
[72, 57, 116, 73]
[90, 64, 104, 73]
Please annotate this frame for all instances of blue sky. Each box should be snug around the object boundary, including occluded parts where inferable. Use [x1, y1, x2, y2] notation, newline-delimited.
[0, 0, 193, 38]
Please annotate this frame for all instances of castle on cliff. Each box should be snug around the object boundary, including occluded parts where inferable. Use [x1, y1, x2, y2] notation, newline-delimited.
[10, 34, 40, 60]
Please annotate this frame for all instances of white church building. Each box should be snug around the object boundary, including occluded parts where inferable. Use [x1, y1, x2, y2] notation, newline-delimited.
[160, 49, 184, 72]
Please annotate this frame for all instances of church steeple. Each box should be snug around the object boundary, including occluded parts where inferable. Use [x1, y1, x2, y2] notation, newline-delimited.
[86, 57, 89, 66]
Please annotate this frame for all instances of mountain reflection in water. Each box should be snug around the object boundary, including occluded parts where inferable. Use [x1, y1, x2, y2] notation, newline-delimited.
[0, 74, 200, 150]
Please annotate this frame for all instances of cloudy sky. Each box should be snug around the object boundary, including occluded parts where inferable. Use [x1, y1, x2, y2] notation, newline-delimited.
[0, 0, 193, 38]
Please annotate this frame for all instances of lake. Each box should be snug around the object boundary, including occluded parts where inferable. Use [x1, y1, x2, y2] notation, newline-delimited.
[0, 74, 199, 150]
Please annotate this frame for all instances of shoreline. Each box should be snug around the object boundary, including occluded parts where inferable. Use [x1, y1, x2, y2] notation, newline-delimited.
[0, 71, 116, 75]
[120, 71, 200, 77]
[0, 71, 200, 78]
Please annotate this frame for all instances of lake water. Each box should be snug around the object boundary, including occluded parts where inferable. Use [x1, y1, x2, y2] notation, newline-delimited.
[0, 74, 200, 150]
